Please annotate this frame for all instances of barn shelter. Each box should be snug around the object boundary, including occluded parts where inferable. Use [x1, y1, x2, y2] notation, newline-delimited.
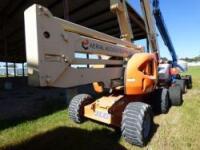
[0, 0, 146, 65]
[0, 0, 147, 121]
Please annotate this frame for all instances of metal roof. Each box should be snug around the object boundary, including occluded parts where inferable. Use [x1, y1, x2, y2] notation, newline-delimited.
[0, 0, 146, 63]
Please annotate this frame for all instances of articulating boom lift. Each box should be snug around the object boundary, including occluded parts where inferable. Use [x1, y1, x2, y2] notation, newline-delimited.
[152, 0, 192, 92]
[24, 0, 189, 146]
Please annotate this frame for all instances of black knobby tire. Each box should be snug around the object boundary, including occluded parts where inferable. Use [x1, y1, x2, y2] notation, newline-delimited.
[68, 94, 93, 123]
[175, 79, 186, 93]
[121, 102, 153, 146]
[161, 88, 170, 113]
[154, 88, 169, 114]
[169, 85, 183, 106]
[186, 75, 192, 89]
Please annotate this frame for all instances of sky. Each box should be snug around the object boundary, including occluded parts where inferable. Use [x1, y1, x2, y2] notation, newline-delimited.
[128, 0, 200, 59]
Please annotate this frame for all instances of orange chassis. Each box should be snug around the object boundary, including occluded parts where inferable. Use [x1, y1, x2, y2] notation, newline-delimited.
[84, 53, 158, 127]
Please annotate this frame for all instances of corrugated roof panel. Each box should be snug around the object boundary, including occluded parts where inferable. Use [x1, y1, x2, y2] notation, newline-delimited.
[0, 0, 146, 62]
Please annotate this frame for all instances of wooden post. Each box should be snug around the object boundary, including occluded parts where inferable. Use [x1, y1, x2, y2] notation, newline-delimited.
[63, 0, 70, 20]
[6, 62, 8, 77]
[22, 63, 25, 77]
[146, 38, 150, 52]
[14, 63, 16, 77]
[86, 54, 89, 68]
[3, 18, 8, 78]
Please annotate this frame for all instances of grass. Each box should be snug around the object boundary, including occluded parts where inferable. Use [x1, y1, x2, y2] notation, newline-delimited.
[0, 67, 200, 150]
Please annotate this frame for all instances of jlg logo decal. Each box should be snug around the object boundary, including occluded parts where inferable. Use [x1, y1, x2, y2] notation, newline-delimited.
[95, 111, 111, 120]
[81, 39, 89, 50]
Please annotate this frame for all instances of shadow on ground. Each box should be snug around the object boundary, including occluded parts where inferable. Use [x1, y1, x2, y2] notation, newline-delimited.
[0, 83, 98, 131]
[0, 87, 67, 131]
[1, 126, 126, 150]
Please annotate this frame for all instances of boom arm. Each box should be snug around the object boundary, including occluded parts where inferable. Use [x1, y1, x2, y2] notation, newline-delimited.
[110, 0, 134, 41]
[152, 0, 178, 64]
[24, 4, 143, 89]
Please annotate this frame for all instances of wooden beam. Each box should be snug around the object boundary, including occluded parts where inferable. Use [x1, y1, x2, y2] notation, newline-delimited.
[63, 0, 70, 20]
[8, 0, 27, 17]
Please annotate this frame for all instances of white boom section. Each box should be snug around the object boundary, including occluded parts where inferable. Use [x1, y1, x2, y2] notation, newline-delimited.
[140, 0, 159, 53]
[110, 0, 133, 41]
[24, 4, 143, 88]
